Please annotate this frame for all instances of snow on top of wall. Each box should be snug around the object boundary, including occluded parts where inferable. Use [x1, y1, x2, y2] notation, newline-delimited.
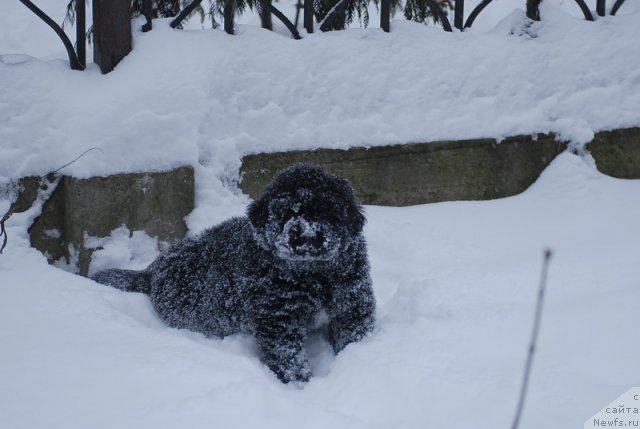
[1, 1, 639, 181]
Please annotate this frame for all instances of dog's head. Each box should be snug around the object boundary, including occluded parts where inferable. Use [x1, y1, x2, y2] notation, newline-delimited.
[247, 164, 365, 265]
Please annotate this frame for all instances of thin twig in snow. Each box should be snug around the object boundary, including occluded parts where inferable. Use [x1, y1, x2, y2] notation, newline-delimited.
[511, 249, 553, 429]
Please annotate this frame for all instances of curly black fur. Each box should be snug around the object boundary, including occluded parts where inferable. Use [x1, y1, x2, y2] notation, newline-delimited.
[91, 164, 376, 384]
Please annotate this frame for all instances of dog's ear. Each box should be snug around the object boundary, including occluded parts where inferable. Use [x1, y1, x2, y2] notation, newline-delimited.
[247, 196, 268, 229]
[332, 176, 366, 234]
[346, 202, 366, 233]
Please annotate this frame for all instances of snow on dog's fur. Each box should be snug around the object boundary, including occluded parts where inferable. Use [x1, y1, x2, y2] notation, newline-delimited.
[91, 164, 376, 384]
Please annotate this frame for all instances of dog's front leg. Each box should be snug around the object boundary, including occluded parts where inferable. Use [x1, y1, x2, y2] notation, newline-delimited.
[328, 274, 376, 354]
[254, 315, 311, 384]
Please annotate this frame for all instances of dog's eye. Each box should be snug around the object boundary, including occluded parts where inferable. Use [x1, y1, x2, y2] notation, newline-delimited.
[269, 198, 297, 218]
[316, 201, 346, 222]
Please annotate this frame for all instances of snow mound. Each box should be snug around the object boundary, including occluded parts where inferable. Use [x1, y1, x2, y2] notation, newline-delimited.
[86, 226, 163, 277]
[1, 2, 639, 184]
[0, 152, 639, 429]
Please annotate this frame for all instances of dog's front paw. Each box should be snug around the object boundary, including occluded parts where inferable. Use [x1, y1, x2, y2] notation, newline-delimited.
[270, 357, 312, 385]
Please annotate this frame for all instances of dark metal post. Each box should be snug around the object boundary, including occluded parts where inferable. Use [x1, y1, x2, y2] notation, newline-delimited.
[304, 0, 313, 33]
[224, 0, 234, 34]
[596, 0, 606, 16]
[75, 0, 86, 68]
[142, 0, 153, 32]
[454, 0, 464, 30]
[380, 0, 390, 32]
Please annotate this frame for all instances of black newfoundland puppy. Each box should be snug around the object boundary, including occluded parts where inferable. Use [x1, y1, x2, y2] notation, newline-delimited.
[91, 164, 376, 384]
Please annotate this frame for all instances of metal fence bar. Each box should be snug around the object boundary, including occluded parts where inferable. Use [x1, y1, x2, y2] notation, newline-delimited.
[465, 0, 494, 28]
[425, 0, 452, 32]
[18, 0, 627, 68]
[610, 0, 626, 15]
[224, 0, 234, 34]
[454, 0, 464, 30]
[142, 0, 153, 32]
[574, 0, 595, 21]
[380, 0, 390, 32]
[75, 0, 86, 68]
[319, 0, 350, 32]
[17, 0, 82, 70]
[269, 3, 302, 39]
[304, 0, 313, 33]
[170, 0, 204, 28]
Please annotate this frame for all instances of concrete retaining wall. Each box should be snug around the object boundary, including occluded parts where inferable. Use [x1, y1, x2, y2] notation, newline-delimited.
[27, 167, 194, 276]
[240, 127, 640, 206]
[587, 127, 640, 179]
[240, 134, 566, 206]
[5, 127, 637, 273]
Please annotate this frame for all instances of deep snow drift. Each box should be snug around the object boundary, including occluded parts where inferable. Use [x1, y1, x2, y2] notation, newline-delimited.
[1, 152, 639, 429]
[1, 1, 639, 428]
[1, 1, 640, 182]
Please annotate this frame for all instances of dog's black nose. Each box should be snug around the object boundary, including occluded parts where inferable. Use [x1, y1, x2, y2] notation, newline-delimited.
[289, 221, 324, 252]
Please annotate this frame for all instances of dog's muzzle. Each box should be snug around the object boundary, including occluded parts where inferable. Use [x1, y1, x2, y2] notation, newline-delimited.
[288, 219, 325, 255]
[275, 217, 338, 261]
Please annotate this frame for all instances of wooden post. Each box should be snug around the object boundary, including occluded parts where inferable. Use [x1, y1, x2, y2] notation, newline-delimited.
[92, 0, 132, 74]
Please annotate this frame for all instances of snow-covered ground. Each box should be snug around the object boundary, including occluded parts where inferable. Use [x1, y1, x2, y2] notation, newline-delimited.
[1, 152, 639, 429]
[1, 1, 639, 428]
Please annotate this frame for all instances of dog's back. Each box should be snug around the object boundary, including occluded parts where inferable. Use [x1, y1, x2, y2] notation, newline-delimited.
[91, 217, 258, 338]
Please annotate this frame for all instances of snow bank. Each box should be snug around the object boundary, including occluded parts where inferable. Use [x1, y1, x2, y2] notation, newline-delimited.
[1, 152, 639, 429]
[1, 1, 640, 182]
[85, 226, 163, 277]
